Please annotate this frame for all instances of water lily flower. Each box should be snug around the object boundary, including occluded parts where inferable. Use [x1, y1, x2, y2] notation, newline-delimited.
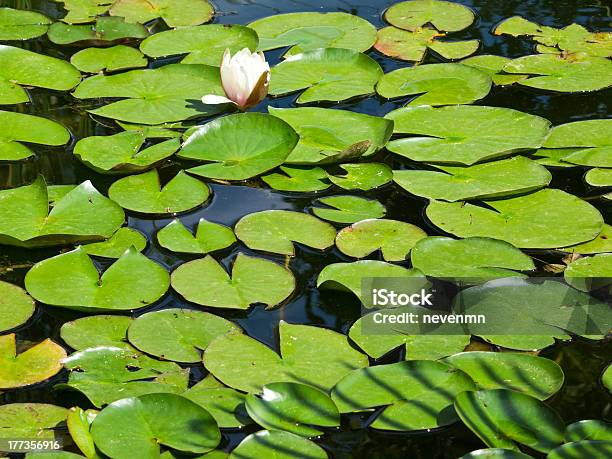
[201, 48, 270, 110]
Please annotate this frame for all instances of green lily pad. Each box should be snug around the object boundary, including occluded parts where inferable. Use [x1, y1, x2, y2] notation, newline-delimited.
[91, 393, 220, 459]
[204, 321, 368, 392]
[180, 113, 299, 180]
[0, 45, 81, 104]
[48, 17, 148, 45]
[246, 382, 340, 437]
[411, 236, 535, 279]
[0, 334, 66, 389]
[249, 12, 376, 57]
[171, 253, 295, 310]
[502, 54, 612, 92]
[384, 0, 475, 32]
[328, 163, 392, 190]
[455, 389, 564, 452]
[547, 441, 612, 459]
[532, 148, 581, 167]
[565, 420, 612, 442]
[229, 430, 327, 459]
[110, 0, 214, 27]
[128, 308, 239, 363]
[157, 218, 236, 254]
[0, 403, 67, 447]
[0, 280, 35, 333]
[183, 376, 250, 428]
[586, 168, 612, 187]
[603, 365, 612, 393]
[395, 158, 550, 201]
[70, 45, 147, 73]
[543, 119, 611, 167]
[108, 169, 210, 214]
[331, 360, 475, 431]
[262, 166, 331, 192]
[312, 195, 386, 224]
[385, 106, 550, 165]
[0, 176, 124, 248]
[60, 315, 134, 351]
[73, 64, 225, 125]
[0, 7, 51, 40]
[336, 218, 426, 261]
[25, 247, 170, 312]
[235, 210, 336, 256]
[317, 260, 426, 303]
[51, 0, 112, 23]
[494, 16, 612, 58]
[268, 107, 393, 165]
[427, 189, 604, 248]
[376, 63, 491, 105]
[560, 224, 612, 254]
[564, 253, 612, 292]
[461, 55, 528, 85]
[443, 352, 564, 400]
[60, 347, 189, 407]
[140, 24, 258, 66]
[74, 129, 180, 174]
[459, 449, 534, 459]
[375, 26, 479, 61]
[269, 48, 383, 104]
[81, 227, 147, 258]
[67, 407, 101, 459]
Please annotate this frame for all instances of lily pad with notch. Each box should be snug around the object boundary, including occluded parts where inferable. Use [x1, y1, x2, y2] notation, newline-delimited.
[269, 48, 383, 104]
[48, 17, 148, 45]
[384, 0, 475, 32]
[228, 430, 327, 459]
[60, 315, 134, 351]
[234, 210, 336, 256]
[157, 218, 236, 254]
[461, 54, 528, 85]
[109, 0, 214, 28]
[0, 280, 35, 333]
[70, 45, 147, 73]
[204, 321, 368, 393]
[262, 166, 331, 192]
[312, 195, 386, 224]
[0, 7, 51, 40]
[328, 163, 392, 190]
[171, 253, 295, 310]
[25, 246, 170, 312]
[81, 227, 147, 258]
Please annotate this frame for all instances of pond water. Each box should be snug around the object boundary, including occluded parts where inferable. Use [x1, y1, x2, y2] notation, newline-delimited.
[0, 0, 611, 458]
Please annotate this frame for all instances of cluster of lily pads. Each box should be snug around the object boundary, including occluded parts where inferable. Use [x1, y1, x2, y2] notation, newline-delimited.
[0, 0, 611, 458]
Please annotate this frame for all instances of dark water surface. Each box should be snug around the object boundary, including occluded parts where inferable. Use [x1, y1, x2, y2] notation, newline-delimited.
[0, 0, 611, 457]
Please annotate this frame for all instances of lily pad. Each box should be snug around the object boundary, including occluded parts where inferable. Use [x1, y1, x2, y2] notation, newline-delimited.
[74, 129, 180, 174]
[375, 26, 479, 61]
[229, 430, 327, 459]
[52, 0, 112, 23]
[157, 218, 236, 254]
[385, 106, 550, 165]
[443, 352, 564, 400]
[565, 420, 612, 442]
[70, 45, 147, 73]
[268, 107, 393, 165]
[179, 113, 299, 180]
[0, 7, 51, 40]
[455, 389, 564, 452]
[171, 253, 295, 310]
[461, 54, 528, 85]
[249, 12, 376, 57]
[560, 224, 612, 254]
[384, 0, 475, 32]
[110, 0, 214, 27]
[0, 334, 66, 389]
[602, 365, 611, 393]
[0, 403, 67, 446]
[335, 218, 426, 261]
[67, 407, 100, 459]
[0, 176, 124, 248]
[502, 54, 612, 92]
[328, 163, 392, 190]
[547, 441, 612, 459]
[60, 315, 134, 351]
[91, 393, 220, 459]
[81, 227, 147, 258]
[331, 360, 476, 431]
[262, 166, 331, 192]
[543, 119, 611, 167]
[564, 253, 612, 292]
[0, 280, 35, 333]
[108, 169, 210, 214]
[532, 148, 581, 168]
[0, 45, 81, 104]
[410, 236, 535, 279]
[426, 189, 604, 248]
[586, 168, 612, 187]
[183, 376, 250, 428]
[73, 64, 225, 125]
[60, 347, 189, 407]
[48, 17, 149, 45]
[245, 382, 340, 437]
[204, 321, 368, 392]
[269, 48, 383, 104]
[312, 195, 386, 224]
[128, 308, 239, 363]
[140, 24, 258, 66]
[376, 63, 492, 105]
[235, 210, 336, 256]
[25, 247, 169, 311]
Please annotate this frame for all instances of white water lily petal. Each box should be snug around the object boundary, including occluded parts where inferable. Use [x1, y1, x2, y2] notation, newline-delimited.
[201, 94, 234, 105]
